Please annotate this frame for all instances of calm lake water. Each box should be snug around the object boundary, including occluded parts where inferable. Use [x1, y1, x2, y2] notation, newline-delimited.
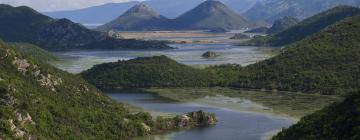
[107, 92, 292, 140]
[51, 43, 275, 73]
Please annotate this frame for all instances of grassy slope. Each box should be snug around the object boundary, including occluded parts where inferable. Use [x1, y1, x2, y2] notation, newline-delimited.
[0, 41, 152, 139]
[243, 6, 360, 46]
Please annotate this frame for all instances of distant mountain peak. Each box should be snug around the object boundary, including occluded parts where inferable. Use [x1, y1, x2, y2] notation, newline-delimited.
[175, 0, 256, 30]
[124, 3, 160, 17]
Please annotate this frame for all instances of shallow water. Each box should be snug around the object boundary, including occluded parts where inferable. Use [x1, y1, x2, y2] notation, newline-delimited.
[107, 93, 292, 140]
[51, 43, 275, 73]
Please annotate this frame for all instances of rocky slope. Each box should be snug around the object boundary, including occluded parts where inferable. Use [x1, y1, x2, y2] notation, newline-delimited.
[244, 0, 360, 23]
[0, 4, 170, 51]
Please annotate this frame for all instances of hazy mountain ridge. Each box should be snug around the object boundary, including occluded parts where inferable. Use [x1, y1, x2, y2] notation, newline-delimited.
[98, 1, 257, 31]
[44, 0, 258, 24]
[245, 0, 360, 23]
[243, 6, 360, 47]
[0, 4, 170, 51]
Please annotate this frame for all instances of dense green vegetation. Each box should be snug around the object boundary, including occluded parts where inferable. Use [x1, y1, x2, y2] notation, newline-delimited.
[0, 40, 158, 139]
[0, 4, 171, 51]
[243, 6, 360, 47]
[81, 56, 215, 89]
[272, 93, 360, 140]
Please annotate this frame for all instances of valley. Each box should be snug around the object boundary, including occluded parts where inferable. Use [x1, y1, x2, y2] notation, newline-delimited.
[1, 0, 360, 140]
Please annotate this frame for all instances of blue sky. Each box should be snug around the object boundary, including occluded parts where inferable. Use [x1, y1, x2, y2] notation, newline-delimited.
[0, 0, 145, 12]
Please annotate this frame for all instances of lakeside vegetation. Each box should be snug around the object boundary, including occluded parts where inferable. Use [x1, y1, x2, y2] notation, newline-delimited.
[146, 88, 342, 119]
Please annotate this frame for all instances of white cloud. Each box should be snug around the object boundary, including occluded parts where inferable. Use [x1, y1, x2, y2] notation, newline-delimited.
[0, 0, 141, 12]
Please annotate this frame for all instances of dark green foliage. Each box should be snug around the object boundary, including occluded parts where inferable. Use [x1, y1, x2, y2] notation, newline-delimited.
[243, 6, 360, 46]
[0, 4, 171, 51]
[81, 56, 215, 89]
[233, 15, 360, 95]
[272, 93, 360, 140]
[0, 41, 153, 139]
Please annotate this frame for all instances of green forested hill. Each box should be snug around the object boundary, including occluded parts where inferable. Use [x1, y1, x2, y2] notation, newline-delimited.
[0, 4, 170, 51]
[232, 15, 360, 95]
[243, 6, 360, 47]
[81, 56, 214, 89]
[8, 43, 58, 62]
[272, 93, 360, 140]
[0, 40, 153, 139]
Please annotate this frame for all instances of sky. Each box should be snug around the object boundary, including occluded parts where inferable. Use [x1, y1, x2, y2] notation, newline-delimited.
[0, 0, 144, 12]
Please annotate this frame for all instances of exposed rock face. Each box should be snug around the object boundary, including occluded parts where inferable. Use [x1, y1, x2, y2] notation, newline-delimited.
[202, 51, 220, 58]
[230, 33, 251, 39]
[12, 58, 30, 74]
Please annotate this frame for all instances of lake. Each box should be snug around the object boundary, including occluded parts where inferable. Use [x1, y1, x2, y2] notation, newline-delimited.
[107, 92, 292, 140]
[51, 43, 275, 73]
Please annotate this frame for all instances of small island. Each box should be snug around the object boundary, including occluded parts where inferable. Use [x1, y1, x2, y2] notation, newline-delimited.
[202, 51, 221, 58]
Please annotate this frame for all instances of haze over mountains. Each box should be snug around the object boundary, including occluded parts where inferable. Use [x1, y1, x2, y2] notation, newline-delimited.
[98, 1, 257, 31]
[0, 4, 170, 51]
[44, 0, 259, 25]
[245, 0, 360, 22]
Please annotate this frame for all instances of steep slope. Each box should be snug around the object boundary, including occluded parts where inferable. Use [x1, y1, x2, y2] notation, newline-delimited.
[44, 0, 258, 24]
[244, 0, 360, 23]
[174, 0, 256, 30]
[243, 6, 360, 46]
[0, 4, 170, 51]
[0, 40, 155, 139]
[97, 3, 170, 31]
[267, 16, 299, 34]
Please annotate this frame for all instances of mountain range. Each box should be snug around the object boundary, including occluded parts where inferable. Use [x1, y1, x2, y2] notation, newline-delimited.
[98, 1, 257, 31]
[44, 0, 258, 25]
[244, 0, 360, 23]
[243, 6, 360, 47]
[0, 4, 170, 51]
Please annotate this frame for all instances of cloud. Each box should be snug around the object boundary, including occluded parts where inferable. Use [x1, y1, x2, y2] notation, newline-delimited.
[0, 0, 140, 12]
